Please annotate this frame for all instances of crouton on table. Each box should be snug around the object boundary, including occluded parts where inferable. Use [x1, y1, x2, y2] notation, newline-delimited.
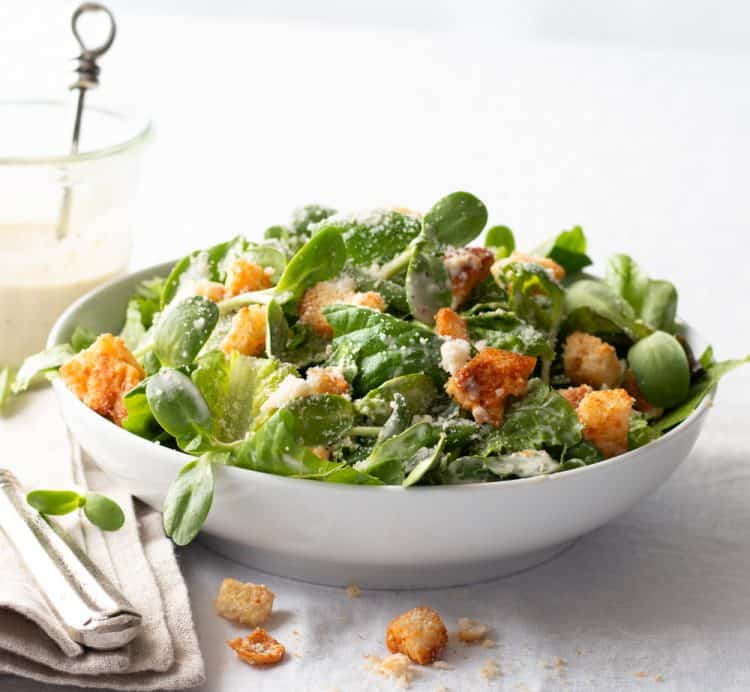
[386, 607, 448, 665]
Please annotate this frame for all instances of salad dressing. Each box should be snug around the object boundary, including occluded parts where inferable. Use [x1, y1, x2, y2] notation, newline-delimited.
[0, 223, 126, 366]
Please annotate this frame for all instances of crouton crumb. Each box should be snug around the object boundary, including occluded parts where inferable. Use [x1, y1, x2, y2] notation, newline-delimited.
[432, 660, 454, 670]
[364, 653, 415, 688]
[435, 307, 469, 340]
[481, 638, 497, 649]
[221, 304, 267, 357]
[227, 628, 285, 666]
[224, 258, 272, 297]
[446, 348, 536, 427]
[635, 671, 648, 679]
[558, 384, 593, 409]
[386, 607, 448, 665]
[194, 279, 226, 302]
[480, 660, 501, 680]
[215, 578, 274, 627]
[345, 584, 361, 599]
[60, 333, 145, 426]
[563, 332, 623, 389]
[655, 674, 665, 682]
[457, 617, 490, 643]
[576, 388, 633, 457]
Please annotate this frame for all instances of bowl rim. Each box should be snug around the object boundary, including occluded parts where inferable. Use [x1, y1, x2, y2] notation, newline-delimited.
[48, 260, 714, 495]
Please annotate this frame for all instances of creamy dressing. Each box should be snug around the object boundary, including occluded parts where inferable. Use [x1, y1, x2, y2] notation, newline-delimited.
[0, 223, 128, 366]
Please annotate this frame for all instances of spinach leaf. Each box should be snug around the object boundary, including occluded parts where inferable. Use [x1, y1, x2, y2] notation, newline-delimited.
[463, 306, 554, 358]
[161, 239, 234, 308]
[275, 226, 347, 304]
[153, 296, 219, 368]
[122, 380, 162, 439]
[163, 452, 222, 545]
[423, 191, 488, 246]
[403, 433, 446, 487]
[628, 412, 660, 450]
[496, 261, 565, 336]
[652, 356, 750, 433]
[485, 450, 561, 479]
[323, 304, 445, 394]
[315, 209, 421, 266]
[605, 254, 649, 314]
[146, 368, 214, 451]
[484, 225, 515, 258]
[355, 422, 443, 485]
[27, 489, 84, 515]
[0, 367, 12, 411]
[236, 408, 380, 484]
[284, 394, 355, 446]
[12, 344, 74, 394]
[264, 204, 337, 256]
[563, 279, 651, 341]
[344, 265, 409, 314]
[479, 379, 582, 455]
[265, 299, 329, 366]
[432, 456, 495, 484]
[561, 440, 602, 465]
[354, 373, 438, 425]
[405, 238, 452, 324]
[628, 331, 690, 408]
[640, 279, 678, 333]
[83, 493, 125, 531]
[375, 392, 412, 443]
[533, 226, 592, 275]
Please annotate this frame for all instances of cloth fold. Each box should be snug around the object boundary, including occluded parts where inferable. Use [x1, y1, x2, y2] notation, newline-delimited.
[0, 389, 205, 689]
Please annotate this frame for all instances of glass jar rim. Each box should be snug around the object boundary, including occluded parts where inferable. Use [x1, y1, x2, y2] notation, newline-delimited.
[0, 99, 152, 166]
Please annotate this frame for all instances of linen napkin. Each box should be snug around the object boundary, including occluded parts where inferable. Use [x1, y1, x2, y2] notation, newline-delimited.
[0, 388, 205, 689]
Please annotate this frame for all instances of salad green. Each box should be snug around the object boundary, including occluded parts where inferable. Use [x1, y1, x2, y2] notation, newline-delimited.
[15, 191, 748, 545]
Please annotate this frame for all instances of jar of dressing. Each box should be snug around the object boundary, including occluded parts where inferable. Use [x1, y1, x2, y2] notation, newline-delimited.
[0, 101, 151, 367]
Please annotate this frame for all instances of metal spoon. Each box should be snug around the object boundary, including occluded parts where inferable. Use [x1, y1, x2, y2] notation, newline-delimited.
[56, 3, 117, 240]
[0, 469, 141, 650]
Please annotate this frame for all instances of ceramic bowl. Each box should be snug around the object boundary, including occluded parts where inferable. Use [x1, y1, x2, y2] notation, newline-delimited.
[48, 262, 712, 588]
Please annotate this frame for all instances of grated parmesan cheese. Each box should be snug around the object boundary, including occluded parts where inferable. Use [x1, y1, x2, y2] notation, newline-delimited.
[440, 338, 471, 375]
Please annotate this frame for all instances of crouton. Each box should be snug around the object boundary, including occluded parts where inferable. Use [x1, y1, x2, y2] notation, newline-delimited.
[60, 333, 145, 425]
[299, 278, 386, 339]
[457, 618, 490, 643]
[194, 279, 226, 302]
[304, 366, 350, 395]
[509, 251, 566, 281]
[435, 307, 469, 340]
[221, 305, 267, 357]
[558, 384, 593, 409]
[624, 368, 664, 418]
[386, 607, 448, 665]
[442, 247, 494, 308]
[215, 578, 274, 627]
[446, 348, 537, 427]
[227, 628, 285, 666]
[576, 389, 633, 457]
[224, 258, 272, 297]
[563, 332, 623, 389]
[310, 446, 331, 460]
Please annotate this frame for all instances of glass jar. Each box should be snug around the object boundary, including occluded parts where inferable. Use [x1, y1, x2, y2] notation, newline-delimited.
[0, 100, 151, 366]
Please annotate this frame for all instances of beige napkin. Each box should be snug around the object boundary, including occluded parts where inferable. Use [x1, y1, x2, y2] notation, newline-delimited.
[0, 389, 205, 689]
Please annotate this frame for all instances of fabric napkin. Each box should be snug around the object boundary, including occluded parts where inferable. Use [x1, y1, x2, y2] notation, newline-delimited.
[0, 388, 205, 690]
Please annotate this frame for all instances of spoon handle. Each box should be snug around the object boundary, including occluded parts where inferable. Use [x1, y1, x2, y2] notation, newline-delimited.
[0, 469, 141, 650]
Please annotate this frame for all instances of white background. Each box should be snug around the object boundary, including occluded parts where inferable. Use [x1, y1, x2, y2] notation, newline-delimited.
[1, 2, 749, 691]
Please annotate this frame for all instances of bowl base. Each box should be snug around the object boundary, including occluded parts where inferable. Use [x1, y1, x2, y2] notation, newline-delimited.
[196, 534, 576, 589]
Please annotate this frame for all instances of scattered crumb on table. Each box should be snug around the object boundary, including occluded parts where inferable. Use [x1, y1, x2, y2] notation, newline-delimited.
[345, 584, 362, 599]
[480, 660, 501, 680]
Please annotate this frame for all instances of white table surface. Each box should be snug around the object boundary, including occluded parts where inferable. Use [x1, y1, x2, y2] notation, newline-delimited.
[2, 4, 749, 690]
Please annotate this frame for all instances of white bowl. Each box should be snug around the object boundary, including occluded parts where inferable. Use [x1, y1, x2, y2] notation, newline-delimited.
[49, 263, 713, 589]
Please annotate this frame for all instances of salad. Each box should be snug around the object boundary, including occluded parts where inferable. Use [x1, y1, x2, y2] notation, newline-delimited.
[11, 192, 748, 545]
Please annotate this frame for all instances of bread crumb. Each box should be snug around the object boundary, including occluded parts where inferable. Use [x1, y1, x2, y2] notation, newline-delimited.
[458, 617, 490, 643]
[635, 671, 648, 678]
[345, 584, 362, 599]
[215, 578, 274, 627]
[227, 628, 285, 666]
[655, 675, 665, 682]
[480, 660, 501, 680]
[386, 607, 448, 664]
[434, 686, 450, 692]
[432, 660, 454, 670]
[364, 653, 415, 688]
[481, 638, 496, 649]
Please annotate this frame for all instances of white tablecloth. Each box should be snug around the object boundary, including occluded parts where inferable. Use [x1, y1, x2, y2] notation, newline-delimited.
[2, 4, 749, 690]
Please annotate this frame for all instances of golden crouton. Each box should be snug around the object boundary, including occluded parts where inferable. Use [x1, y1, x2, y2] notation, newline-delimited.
[194, 280, 226, 302]
[60, 333, 145, 426]
[442, 246, 494, 308]
[457, 618, 490, 643]
[227, 628, 285, 666]
[221, 305, 267, 357]
[386, 607, 448, 665]
[310, 446, 331, 460]
[563, 332, 623, 389]
[305, 366, 350, 395]
[446, 348, 537, 427]
[509, 251, 566, 281]
[299, 278, 385, 339]
[435, 307, 469, 340]
[576, 389, 633, 458]
[624, 369, 664, 418]
[215, 578, 275, 627]
[558, 384, 593, 409]
[224, 258, 272, 298]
